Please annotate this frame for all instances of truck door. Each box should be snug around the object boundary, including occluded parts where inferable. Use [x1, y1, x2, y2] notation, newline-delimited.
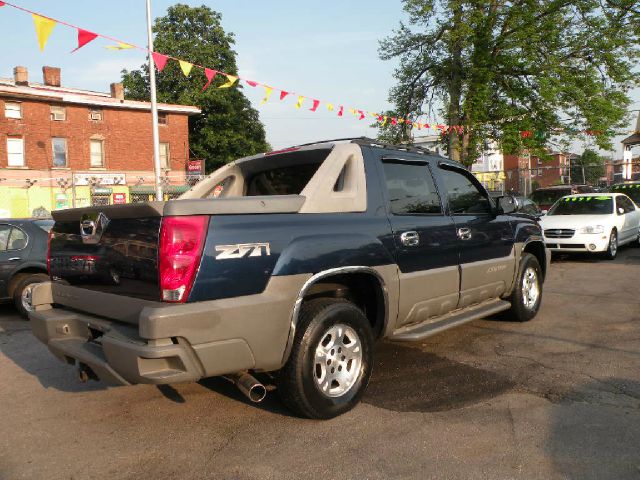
[436, 164, 515, 308]
[379, 158, 460, 328]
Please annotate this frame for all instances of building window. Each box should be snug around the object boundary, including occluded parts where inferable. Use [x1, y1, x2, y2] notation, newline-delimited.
[160, 142, 170, 169]
[90, 140, 104, 168]
[89, 108, 103, 121]
[7, 137, 25, 167]
[158, 112, 168, 125]
[5, 102, 22, 119]
[52, 138, 67, 167]
[50, 105, 66, 121]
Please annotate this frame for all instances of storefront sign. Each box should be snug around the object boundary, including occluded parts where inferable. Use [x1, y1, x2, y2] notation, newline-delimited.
[74, 173, 126, 186]
[187, 159, 203, 177]
[113, 192, 126, 204]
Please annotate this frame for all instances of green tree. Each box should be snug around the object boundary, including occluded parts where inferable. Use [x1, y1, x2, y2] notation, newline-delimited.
[122, 4, 269, 172]
[379, 0, 640, 166]
[571, 149, 606, 185]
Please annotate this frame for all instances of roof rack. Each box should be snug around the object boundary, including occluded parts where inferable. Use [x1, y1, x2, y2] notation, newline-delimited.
[292, 136, 440, 156]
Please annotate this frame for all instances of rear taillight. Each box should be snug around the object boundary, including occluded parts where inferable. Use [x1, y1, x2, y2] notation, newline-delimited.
[158, 215, 209, 303]
[46, 230, 53, 276]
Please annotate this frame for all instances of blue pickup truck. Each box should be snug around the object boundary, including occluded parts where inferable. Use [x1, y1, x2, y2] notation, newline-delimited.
[30, 138, 549, 419]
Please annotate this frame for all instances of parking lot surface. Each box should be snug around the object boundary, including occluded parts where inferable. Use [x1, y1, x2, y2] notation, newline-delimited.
[1, 249, 639, 480]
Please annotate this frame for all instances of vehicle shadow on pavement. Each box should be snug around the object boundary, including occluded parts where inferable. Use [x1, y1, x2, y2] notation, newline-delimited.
[551, 248, 640, 265]
[363, 341, 515, 413]
[547, 378, 640, 479]
[0, 306, 109, 393]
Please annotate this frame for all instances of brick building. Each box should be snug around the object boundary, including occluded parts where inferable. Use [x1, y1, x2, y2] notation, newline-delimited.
[503, 151, 571, 195]
[0, 66, 200, 217]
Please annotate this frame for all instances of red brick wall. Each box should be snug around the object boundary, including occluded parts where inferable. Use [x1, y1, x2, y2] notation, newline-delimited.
[0, 97, 190, 172]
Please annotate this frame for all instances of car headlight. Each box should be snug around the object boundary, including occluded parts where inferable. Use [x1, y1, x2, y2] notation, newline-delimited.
[579, 225, 605, 234]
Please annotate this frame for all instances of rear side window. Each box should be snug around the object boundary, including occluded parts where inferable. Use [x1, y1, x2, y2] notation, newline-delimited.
[0, 225, 27, 251]
[530, 189, 569, 205]
[0, 225, 10, 251]
[245, 149, 329, 196]
[439, 167, 492, 214]
[247, 163, 321, 196]
[382, 161, 442, 214]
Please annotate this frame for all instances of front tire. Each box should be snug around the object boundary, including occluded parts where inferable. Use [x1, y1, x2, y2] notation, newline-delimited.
[13, 273, 49, 319]
[277, 298, 374, 419]
[603, 229, 618, 260]
[504, 253, 543, 322]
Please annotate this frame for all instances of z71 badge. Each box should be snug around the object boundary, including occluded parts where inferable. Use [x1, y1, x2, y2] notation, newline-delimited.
[215, 243, 271, 260]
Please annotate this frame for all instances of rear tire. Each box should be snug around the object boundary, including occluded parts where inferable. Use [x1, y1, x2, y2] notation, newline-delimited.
[603, 229, 618, 260]
[277, 298, 374, 419]
[13, 273, 49, 319]
[504, 253, 543, 322]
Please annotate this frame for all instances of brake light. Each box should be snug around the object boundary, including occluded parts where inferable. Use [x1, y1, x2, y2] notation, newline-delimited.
[158, 216, 209, 303]
[46, 230, 53, 276]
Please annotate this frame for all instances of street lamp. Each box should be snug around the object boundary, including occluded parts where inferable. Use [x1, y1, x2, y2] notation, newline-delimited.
[146, 0, 163, 201]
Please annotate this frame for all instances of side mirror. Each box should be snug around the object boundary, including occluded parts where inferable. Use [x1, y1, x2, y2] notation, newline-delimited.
[497, 195, 518, 215]
[618, 207, 625, 215]
[541, 209, 548, 216]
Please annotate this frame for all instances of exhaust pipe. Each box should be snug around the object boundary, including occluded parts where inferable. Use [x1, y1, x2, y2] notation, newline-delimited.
[228, 372, 267, 403]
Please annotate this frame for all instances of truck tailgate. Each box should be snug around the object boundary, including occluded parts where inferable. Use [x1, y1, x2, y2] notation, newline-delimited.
[50, 203, 163, 302]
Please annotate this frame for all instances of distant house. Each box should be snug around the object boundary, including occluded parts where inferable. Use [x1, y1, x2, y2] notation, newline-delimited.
[0, 65, 200, 217]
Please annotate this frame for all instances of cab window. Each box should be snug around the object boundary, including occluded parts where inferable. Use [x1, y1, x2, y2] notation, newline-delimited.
[381, 161, 442, 215]
[0, 225, 27, 251]
[439, 167, 492, 215]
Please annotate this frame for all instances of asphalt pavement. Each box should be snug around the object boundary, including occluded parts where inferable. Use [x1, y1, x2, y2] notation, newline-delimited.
[1, 248, 639, 480]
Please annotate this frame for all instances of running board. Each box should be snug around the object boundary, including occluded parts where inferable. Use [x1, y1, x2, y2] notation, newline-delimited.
[390, 299, 511, 341]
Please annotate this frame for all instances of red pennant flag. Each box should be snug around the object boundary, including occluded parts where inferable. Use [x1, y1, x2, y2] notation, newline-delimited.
[391, 118, 398, 125]
[71, 28, 98, 53]
[202, 68, 217, 91]
[424, 123, 430, 129]
[377, 115, 384, 122]
[152, 52, 169, 72]
[246, 80, 258, 87]
[0, 2, 6, 6]
[279, 90, 290, 101]
[358, 110, 365, 120]
[309, 99, 320, 112]
[337, 106, 344, 117]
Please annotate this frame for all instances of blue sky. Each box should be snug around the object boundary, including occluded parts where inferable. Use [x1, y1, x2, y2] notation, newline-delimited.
[1, 0, 638, 156]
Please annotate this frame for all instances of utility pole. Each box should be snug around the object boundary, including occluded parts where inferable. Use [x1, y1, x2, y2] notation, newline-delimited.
[146, 0, 163, 201]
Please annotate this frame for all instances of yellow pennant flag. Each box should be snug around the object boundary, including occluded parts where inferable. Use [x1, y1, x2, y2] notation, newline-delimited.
[369, 112, 378, 118]
[179, 60, 193, 77]
[218, 74, 238, 88]
[105, 42, 135, 50]
[326, 103, 334, 112]
[32, 14, 57, 52]
[260, 86, 273, 104]
[348, 108, 357, 116]
[295, 96, 304, 108]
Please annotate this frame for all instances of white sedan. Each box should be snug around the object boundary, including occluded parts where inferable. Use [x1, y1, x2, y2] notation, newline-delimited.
[539, 193, 640, 259]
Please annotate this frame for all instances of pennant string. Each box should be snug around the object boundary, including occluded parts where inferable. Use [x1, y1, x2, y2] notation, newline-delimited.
[3, 1, 465, 132]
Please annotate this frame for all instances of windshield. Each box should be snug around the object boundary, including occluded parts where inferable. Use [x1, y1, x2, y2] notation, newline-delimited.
[610, 184, 640, 205]
[548, 196, 613, 215]
[530, 189, 570, 205]
[34, 219, 54, 232]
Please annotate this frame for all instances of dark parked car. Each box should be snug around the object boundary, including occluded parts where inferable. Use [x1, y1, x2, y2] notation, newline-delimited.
[609, 181, 640, 207]
[530, 184, 595, 211]
[0, 218, 53, 317]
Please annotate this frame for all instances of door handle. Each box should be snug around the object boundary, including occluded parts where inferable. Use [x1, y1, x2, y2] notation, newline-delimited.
[400, 231, 420, 247]
[9, 257, 21, 261]
[457, 228, 472, 240]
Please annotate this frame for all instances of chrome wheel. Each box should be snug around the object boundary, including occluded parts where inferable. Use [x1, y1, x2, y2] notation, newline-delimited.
[522, 267, 540, 310]
[21, 284, 36, 313]
[314, 323, 362, 398]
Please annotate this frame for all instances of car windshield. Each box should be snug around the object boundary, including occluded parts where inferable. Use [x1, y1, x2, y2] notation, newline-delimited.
[547, 196, 613, 215]
[34, 219, 54, 232]
[610, 184, 640, 205]
[530, 189, 570, 205]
